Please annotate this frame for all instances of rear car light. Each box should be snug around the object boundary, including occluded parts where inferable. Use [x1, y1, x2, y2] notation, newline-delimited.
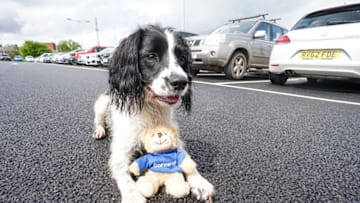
[276, 35, 291, 44]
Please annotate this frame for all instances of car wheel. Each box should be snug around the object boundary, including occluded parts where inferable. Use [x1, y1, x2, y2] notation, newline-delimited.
[307, 77, 318, 84]
[269, 72, 288, 85]
[225, 52, 247, 80]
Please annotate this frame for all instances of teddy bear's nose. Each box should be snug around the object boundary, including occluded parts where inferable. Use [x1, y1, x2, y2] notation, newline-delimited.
[157, 132, 163, 138]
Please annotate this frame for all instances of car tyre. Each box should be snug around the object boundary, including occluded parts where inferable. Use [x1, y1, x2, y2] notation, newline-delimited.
[307, 77, 318, 84]
[225, 52, 247, 80]
[269, 72, 288, 85]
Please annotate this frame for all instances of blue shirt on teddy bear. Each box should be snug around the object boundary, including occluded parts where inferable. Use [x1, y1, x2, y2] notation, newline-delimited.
[134, 148, 186, 174]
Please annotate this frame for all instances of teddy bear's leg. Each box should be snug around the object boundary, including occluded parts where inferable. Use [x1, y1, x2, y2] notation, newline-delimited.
[164, 173, 190, 198]
[136, 175, 160, 198]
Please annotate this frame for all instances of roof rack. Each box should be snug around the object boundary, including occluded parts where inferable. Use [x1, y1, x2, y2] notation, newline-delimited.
[268, 18, 282, 23]
[229, 13, 269, 23]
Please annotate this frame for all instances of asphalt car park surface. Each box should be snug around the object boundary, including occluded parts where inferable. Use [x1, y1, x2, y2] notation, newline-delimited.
[1, 62, 359, 202]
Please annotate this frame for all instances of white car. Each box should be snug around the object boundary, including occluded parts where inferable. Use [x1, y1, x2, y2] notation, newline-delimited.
[98, 47, 114, 66]
[25, 56, 34, 62]
[82, 53, 101, 66]
[269, 3, 360, 84]
[53, 53, 65, 63]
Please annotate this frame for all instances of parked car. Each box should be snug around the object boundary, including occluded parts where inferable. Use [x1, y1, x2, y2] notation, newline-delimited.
[82, 53, 101, 66]
[46, 53, 55, 63]
[74, 46, 108, 64]
[0, 53, 11, 61]
[52, 52, 65, 63]
[38, 53, 51, 63]
[13, 55, 23, 62]
[269, 3, 360, 84]
[188, 17, 287, 80]
[25, 56, 34, 62]
[175, 31, 198, 38]
[62, 52, 75, 64]
[98, 47, 114, 66]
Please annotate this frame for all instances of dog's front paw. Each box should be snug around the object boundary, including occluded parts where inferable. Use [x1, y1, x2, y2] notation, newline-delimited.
[92, 126, 106, 139]
[121, 190, 146, 203]
[187, 174, 215, 202]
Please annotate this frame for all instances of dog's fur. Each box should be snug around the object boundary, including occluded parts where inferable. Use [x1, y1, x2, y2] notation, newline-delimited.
[93, 25, 214, 203]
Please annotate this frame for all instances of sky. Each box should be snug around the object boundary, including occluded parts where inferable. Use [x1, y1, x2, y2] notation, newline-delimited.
[0, 0, 358, 49]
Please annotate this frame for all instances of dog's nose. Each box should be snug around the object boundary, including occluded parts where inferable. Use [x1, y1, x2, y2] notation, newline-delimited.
[157, 132, 163, 138]
[168, 74, 188, 91]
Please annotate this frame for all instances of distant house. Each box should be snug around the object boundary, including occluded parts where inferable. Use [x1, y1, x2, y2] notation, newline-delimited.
[44, 42, 56, 52]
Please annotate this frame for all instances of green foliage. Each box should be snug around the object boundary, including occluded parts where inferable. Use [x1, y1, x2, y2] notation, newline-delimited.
[19, 41, 51, 57]
[57, 40, 81, 52]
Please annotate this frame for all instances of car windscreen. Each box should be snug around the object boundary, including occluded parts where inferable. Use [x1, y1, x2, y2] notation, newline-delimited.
[211, 21, 256, 34]
[292, 4, 360, 30]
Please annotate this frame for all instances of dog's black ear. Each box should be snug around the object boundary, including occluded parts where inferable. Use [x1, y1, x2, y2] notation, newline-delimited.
[109, 28, 144, 113]
[175, 34, 193, 113]
[181, 81, 192, 112]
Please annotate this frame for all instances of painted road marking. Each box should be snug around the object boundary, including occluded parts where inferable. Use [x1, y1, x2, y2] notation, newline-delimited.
[52, 64, 108, 72]
[216, 80, 270, 85]
[193, 80, 360, 106]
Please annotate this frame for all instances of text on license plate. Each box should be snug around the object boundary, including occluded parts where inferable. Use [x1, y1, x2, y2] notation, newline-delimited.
[299, 50, 341, 59]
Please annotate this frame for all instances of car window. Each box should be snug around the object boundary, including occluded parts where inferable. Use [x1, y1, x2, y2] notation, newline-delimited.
[211, 21, 256, 34]
[292, 4, 360, 30]
[271, 25, 285, 41]
[95, 47, 106, 52]
[255, 22, 271, 41]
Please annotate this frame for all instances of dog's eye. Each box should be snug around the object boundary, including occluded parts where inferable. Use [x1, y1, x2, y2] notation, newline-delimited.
[145, 54, 158, 63]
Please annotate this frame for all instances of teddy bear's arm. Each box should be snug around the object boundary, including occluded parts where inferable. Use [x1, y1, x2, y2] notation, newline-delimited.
[180, 155, 197, 175]
[128, 155, 150, 176]
[128, 162, 141, 176]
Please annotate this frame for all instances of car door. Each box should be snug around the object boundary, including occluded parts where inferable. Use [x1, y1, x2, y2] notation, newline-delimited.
[250, 22, 273, 67]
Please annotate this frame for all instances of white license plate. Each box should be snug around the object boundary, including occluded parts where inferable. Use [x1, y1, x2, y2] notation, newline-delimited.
[299, 50, 341, 59]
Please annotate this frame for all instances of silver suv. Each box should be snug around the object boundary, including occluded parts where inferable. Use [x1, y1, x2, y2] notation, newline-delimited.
[188, 17, 287, 80]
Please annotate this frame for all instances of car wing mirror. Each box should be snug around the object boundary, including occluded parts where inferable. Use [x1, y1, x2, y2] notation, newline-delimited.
[254, 30, 266, 39]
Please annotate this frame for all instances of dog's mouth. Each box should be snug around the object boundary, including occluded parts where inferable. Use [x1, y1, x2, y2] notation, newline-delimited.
[155, 95, 180, 105]
[147, 88, 180, 105]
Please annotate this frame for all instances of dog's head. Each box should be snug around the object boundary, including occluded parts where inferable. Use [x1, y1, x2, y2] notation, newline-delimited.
[109, 25, 192, 114]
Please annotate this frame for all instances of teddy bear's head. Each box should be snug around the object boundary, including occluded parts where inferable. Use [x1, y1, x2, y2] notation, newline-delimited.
[141, 126, 179, 153]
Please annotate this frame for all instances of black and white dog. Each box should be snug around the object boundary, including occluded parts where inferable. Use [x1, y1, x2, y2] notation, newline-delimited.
[93, 25, 214, 202]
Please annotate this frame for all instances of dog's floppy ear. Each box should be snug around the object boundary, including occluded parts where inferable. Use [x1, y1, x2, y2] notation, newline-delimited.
[109, 28, 144, 113]
[181, 80, 192, 112]
[175, 34, 193, 113]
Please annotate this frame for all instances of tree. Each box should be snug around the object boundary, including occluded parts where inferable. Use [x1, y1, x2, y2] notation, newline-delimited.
[19, 41, 51, 57]
[4, 44, 19, 58]
[57, 40, 81, 52]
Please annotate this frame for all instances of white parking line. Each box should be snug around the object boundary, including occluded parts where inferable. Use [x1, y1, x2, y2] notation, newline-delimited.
[216, 80, 270, 85]
[51, 64, 108, 72]
[193, 80, 360, 106]
[32, 63, 107, 72]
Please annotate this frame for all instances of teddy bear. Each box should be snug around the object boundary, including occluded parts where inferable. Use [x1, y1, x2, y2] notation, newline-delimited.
[128, 125, 197, 198]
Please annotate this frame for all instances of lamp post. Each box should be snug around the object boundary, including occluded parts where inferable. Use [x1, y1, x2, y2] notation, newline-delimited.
[66, 17, 100, 46]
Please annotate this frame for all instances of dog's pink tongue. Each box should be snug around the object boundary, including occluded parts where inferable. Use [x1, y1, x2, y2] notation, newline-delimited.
[165, 95, 180, 104]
